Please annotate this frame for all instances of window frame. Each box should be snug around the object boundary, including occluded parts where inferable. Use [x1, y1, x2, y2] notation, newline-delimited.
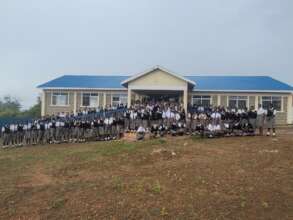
[111, 93, 128, 107]
[261, 95, 283, 112]
[51, 92, 70, 107]
[80, 92, 100, 108]
[191, 95, 212, 107]
[228, 96, 248, 109]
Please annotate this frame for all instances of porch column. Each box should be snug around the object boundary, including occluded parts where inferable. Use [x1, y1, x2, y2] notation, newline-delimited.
[73, 91, 77, 114]
[41, 90, 46, 117]
[103, 92, 106, 108]
[183, 88, 188, 113]
[255, 95, 259, 109]
[217, 95, 221, 106]
[127, 89, 132, 107]
[287, 94, 293, 124]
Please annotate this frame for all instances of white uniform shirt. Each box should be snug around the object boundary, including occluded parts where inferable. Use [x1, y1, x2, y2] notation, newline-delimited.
[137, 126, 145, 133]
[10, 124, 16, 132]
[211, 112, 221, 119]
[175, 113, 181, 121]
[257, 107, 266, 115]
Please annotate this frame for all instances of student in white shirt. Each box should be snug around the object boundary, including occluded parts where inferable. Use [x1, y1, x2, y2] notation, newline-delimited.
[136, 125, 146, 140]
[257, 104, 266, 136]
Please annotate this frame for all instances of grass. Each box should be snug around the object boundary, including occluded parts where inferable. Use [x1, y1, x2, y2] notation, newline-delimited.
[151, 180, 162, 194]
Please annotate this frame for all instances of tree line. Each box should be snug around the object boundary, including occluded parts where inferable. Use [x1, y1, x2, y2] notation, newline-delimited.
[0, 96, 41, 118]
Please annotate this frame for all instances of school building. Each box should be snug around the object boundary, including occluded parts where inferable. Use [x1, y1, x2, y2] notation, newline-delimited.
[37, 66, 293, 124]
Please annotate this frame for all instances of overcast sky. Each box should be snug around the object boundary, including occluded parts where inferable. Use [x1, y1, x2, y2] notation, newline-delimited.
[0, 0, 292, 109]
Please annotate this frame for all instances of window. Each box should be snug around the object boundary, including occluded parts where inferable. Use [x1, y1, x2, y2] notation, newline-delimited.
[228, 96, 248, 109]
[82, 93, 99, 107]
[192, 95, 211, 107]
[51, 92, 69, 106]
[262, 96, 282, 111]
[112, 94, 128, 107]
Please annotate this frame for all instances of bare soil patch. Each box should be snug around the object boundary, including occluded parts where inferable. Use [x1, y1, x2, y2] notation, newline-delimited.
[0, 128, 292, 219]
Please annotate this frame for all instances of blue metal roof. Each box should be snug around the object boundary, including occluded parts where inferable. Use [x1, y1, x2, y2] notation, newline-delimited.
[186, 76, 293, 91]
[38, 75, 129, 89]
[38, 75, 292, 91]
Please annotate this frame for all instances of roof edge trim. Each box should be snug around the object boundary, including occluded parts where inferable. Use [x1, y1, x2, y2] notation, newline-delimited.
[121, 65, 196, 86]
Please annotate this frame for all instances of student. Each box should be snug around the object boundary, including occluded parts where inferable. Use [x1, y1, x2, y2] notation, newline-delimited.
[266, 104, 277, 136]
[177, 122, 185, 136]
[10, 123, 17, 146]
[2, 125, 11, 147]
[136, 125, 146, 141]
[158, 124, 167, 137]
[257, 104, 266, 136]
[150, 124, 158, 138]
[170, 122, 178, 136]
[248, 106, 257, 134]
[185, 112, 192, 135]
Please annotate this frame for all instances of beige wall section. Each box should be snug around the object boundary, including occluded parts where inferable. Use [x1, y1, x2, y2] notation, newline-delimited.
[43, 89, 126, 115]
[43, 89, 292, 125]
[212, 95, 218, 106]
[287, 95, 293, 124]
[183, 88, 188, 112]
[41, 90, 46, 116]
[279, 96, 288, 124]
[190, 92, 292, 124]
[128, 69, 189, 111]
[99, 93, 104, 107]
[249, 96, 256, 109]
[106, 94, 112, 106]
[128, 69, 187, 89]
[283, 96, 288, 112]
[43, 90, 75, 116]
[220, 95, 228, 107]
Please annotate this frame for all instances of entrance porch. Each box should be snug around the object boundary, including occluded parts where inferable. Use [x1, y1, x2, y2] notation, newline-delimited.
[127, 88, 189, 111]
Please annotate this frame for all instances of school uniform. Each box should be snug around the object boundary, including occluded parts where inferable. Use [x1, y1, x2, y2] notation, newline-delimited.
[136, 126, 146, 140]
[31, 124, 38, 145]
[150, 124, 158, 138]
[158, 124, 167, 137]
[44, 122, 51, 144]
[170, 123, 178, 136]
[248, 110, 257, 131]
[2, 126, 11, 146]
[257, 107, 266, 128]
[130, 111, 137, 131]
[18, 124, 25, 145]
[185, 113, 192, 134]
[266, 107, 277, 133]
[124, 111, 130, 131]
[10, 124, 17, 146]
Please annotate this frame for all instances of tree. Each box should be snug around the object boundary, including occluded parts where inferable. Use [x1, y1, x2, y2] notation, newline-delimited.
[22, 97, 41, 118]
[0, 96, 21, 117]
[0, 96, 41, 118]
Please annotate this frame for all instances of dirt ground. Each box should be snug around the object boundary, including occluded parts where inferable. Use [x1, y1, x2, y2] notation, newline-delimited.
[0, 128, 292, 220]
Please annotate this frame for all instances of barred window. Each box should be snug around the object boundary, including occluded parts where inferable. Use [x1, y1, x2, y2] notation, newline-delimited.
[82, 93, 99, 107]
[228, 96, 248, 109]
[192, 95, 211, 107]
[262, 96, 282, 111]
[51, 92, 69, 106]
[112, 94, 128, 107]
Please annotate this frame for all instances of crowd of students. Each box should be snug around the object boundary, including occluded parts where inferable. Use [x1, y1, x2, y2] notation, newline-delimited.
[0, 101, 277, 147]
